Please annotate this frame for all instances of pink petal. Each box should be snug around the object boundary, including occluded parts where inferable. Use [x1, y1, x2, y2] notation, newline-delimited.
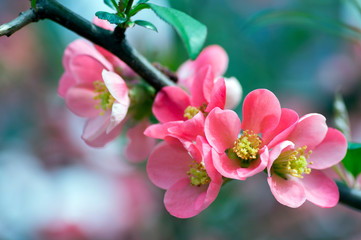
[62, 39, 96, 70]
[199, 137, 223, 184]
[205, 77, 226, 112]
[125, 120, 156, 163]
[262, 108, 299, 148]
[212, 149, 245, 180]
[267, 175, 306, 208]
[205, 108, 241, 153]
[81, 112, 123, 147]
[164, 178, 208, 218]
[236, 146, 269, 179]
[93, 16, 115, 31]
[58, 71, 76, 98]
[302, 170, 339, 208]
[288, 113, 328, 150]
[168, 112, 205, 141]
[65, 84, 100, 118]
[143, 121, 183, 139]
[191, 65, 214, 107]
[242, 89, 281, 134]
[152, 86, 191, 123]
[308, 128, 347, 170]
[267, 141, 295, 176]
[102, 70, 129, 104]
[70, 54, 112, 84]
[107, 102, 129, 133]
[147, 142, 193, 189]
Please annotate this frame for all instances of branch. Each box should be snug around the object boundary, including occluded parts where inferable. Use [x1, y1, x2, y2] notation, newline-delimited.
[0, 9, 38, 37]
[0, 0, 174, 91]
[337, 181, 361, 210]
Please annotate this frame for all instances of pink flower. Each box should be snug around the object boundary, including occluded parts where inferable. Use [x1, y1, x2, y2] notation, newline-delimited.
[147, 137, 222, 218]
[266, 114, 348, 208]
[205, 89, 299, 180]
[62, 68, 129, 147]
[152, 65, 226, 123]
[177, 45, 242, 109]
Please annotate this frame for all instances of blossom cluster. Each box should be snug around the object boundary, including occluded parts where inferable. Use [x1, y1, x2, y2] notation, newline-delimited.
[58, 18, 348, 219]
[144, 52, 348, 218]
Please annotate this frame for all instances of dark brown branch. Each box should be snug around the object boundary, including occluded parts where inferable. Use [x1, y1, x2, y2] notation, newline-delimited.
[0, 9, 38, 37]
[0, 0, 175, 91]
[337, 181, 361, 211]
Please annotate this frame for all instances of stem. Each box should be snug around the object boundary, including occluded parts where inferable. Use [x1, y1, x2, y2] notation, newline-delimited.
[337, 181, 361, 210]
[125, 0, 134, 16]
[0, 9, 38, 37]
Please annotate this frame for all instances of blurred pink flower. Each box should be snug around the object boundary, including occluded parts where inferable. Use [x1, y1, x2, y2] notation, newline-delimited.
[177, 45, 242, 110]
[266, 114, 347, 208]
[205, 89, 297, 180]
[147, 137, 222, 218]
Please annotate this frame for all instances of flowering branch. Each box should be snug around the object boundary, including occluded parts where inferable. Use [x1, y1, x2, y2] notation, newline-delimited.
[0, 0, 175, 91]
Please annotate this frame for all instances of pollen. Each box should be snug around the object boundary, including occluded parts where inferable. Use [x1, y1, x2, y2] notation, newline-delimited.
[183, 103, 208, 120]
[232, 130, 261, 161]
[187, 161, 211, 187]
[272, 146, 313, 179]
[93, 80, 115, 115]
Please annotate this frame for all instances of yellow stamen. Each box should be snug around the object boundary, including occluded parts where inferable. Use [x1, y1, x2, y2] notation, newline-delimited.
[232, 130, 261, 161]
[183, 103, 208, 120]
[187, 161, 211, 187]
[272, 146, 313, 179]
[93, 80, 115, 115]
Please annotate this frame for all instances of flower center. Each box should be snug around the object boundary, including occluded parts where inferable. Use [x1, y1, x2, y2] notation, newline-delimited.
[187, 161, 211, 187]
[93, 80, 115, 115]
[184, 103, 207, 120]
[232, 130, 261, 161]
[272, 146, 313, 179]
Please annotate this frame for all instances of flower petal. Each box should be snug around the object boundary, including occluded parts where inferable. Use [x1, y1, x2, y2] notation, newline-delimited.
[168, 112, 205, 141]
[164, 178, 208, 218]
[102, 70, 129, 104]
[236, 146, 268, 179]
[267, 141, 295, 176]
[267, 175, 306, 208]
[191, 65, 214, 106]
[205, 108, 241, 153]
[62, 39, 96, 70]
[205, 77, 226, 112]
[58, 71, 76, 98]
[242, 89, 281, 134]
[302, 170, 339, 208]
[81, 112, 123, 147]
[153, 86, 191, 123]
[143, 121, 183, 139]
[107, 102, 129, 133]
[125, 120, 156, 163]
[65, 84, 100, 118]
[147, 142, 193, 189]
[308, 128, 347, 170]
[212, 149, 245, 180]
[262, 108, 299, 148]
[288, 113, 328, 150]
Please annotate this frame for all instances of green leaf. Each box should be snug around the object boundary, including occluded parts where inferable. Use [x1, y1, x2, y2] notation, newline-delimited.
[134, 20, 158, 32]
[148, 3, 207, 59]
[103, 0, 116, 10]
[95, 11, 127, 25]
[129, 3, 150, 17]
[342, 142, 361, 179]
[31, 0, 37, 9]
[119, 0, 129, 12]
[243, 10, 361, 43]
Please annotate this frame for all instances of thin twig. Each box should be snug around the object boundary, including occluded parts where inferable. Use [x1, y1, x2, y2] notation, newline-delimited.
[0, 9, 38, 37]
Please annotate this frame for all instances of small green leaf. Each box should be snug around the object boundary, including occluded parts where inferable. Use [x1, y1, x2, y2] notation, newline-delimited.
[342, 142, 361, 179]
[129, 3, 150, 17]
[103, 0, 116, 10]
[148, 3, 207, 59]
[119, 0, 129, 12]
[31, 0, 37, 9]
[95, 11, 127, 25]
[136, 0, 149, 4]
[134, 20, 158, 32]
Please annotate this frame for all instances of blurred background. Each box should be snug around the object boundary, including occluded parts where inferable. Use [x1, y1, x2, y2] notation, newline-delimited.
[1, 0, 361, 239]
